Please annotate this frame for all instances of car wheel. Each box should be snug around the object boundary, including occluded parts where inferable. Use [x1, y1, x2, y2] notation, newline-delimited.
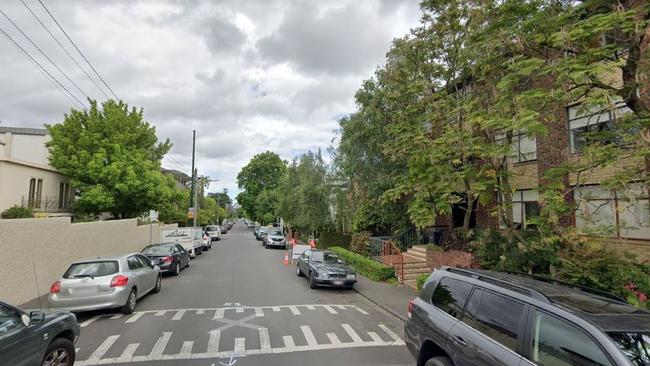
[173, 262, 181, 276]
[121, 289, 137, 314]
[309, 273, 317, 289]
[152, 275, 162, 293]
[41, 337, 75, 366]
[424, 357, 454, 366]
[296, 266, 303, 277]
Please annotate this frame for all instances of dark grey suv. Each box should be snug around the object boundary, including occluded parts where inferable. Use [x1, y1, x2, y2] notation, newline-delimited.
[405, 267, 650, 366]
[0, 301, 79, 366]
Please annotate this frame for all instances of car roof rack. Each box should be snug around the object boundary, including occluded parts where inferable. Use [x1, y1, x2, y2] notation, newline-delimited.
[443, 267, 550, 303]
[502, 271, 629, 304]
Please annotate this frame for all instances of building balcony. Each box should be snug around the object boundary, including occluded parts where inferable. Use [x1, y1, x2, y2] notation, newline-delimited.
[21, 196, 73, 213]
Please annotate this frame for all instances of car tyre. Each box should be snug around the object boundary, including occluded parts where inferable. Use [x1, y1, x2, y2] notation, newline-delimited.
[309, 273, 318, 289]
[121, 289, 137, 314]
[152, 275, 162, 293]
[424, 357, 454, 366]
[41, 337, 75, 366]
[173, 262, 181, 276]
[296, 266, 303, 277]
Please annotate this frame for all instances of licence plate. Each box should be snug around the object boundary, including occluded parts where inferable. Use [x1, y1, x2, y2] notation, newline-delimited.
[333, 280, 344, 286]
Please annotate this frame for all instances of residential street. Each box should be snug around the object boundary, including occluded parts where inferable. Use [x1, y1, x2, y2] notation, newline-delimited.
[71, 222, 413, 366]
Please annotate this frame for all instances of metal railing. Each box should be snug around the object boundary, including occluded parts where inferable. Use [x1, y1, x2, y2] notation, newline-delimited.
[368, 236, 404, 284]
[21, 195, 73, 212]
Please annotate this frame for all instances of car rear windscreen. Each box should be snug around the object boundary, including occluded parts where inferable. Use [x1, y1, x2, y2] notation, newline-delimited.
[142, 244, 174, 255]
[63, 261, 119, 278]
[206, 226, 219, 231]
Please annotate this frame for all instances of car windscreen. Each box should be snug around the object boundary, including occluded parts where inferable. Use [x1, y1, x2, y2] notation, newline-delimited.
[311, 252, 339, 263]
[260, 227, 269, 233]
[206, 226, 219, 231]
[142, 244, 174, 255]
[608, 332, 650, 365]
[269, 230, 283, 236]
[63, 261, 119, 278]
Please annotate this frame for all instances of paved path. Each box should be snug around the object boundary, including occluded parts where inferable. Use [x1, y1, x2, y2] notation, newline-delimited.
[73, 222, 415, 366]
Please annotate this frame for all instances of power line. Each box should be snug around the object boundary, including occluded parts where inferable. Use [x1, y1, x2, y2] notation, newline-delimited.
[167, 154, 191, 172]
[37, 0, 119, 100]
[0, 23, 85, 108]
[19, 0, 110, 99]
[0, 8, 90, 101]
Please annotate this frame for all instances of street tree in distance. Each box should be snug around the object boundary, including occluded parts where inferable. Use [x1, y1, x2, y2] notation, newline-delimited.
[46, 100, 173, 219]
[236, 151, 286, 221]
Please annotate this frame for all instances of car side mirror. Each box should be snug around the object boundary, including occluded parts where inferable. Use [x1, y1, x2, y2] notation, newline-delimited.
[21, 314, 30, 326]
[150, 260, 156, 268]
[28, 311, 45, 325]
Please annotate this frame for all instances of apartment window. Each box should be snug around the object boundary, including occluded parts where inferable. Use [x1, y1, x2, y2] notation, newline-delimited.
[58, 182, 71, 209]
[568, 102, 633, 153]
[575, 185, 650, 239]
[496, 132, 537, 163]
[27, 178, 43, 207]
[500, 190, 539, 229]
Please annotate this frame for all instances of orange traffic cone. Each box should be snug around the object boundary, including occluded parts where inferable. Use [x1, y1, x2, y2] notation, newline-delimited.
[283, 251, 290, 266]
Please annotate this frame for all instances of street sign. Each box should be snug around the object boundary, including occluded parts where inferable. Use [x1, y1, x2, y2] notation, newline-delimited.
[149, 210, 158, 222]
[188, 207, 195, 219]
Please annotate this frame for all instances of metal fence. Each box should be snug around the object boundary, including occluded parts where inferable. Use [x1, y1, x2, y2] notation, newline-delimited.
[21, 196, 72, 212]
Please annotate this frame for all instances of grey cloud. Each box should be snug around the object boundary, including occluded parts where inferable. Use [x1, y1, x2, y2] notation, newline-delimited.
[201, 15, 246, 55]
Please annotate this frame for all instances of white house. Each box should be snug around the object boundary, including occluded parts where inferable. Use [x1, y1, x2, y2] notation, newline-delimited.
[0, 126, 72, 217]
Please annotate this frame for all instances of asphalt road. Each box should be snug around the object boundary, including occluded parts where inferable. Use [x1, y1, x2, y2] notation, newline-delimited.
[73, 221, 415, 366]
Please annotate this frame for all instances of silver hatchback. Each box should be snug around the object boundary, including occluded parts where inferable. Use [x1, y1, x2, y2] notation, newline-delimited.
[48, 253, 162, 314]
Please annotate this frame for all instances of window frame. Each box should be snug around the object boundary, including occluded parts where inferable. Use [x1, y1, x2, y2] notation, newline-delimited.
[495, 131, 538, 164]
[127, 256, 142, 270]
[0, 303, 24, 335]
[567, 102, 631, 154]
[459, 286, 530, 355]
[430, 276, 474, 320]
[521, 308, 616, 366]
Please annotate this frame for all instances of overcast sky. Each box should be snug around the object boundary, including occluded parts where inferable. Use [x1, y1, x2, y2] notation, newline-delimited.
[0, 0, 420, 199]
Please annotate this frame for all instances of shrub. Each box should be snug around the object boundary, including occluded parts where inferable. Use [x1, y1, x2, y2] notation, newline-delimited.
[416, 273, 430, 292]
[350, 231, 371, 254]
[318, 231, 351, 250]
[1, 205, 33, 219]
[329, 246, 395, 281]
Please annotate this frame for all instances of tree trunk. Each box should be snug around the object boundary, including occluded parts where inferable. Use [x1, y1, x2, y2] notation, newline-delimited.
[462, 195, 475, 231]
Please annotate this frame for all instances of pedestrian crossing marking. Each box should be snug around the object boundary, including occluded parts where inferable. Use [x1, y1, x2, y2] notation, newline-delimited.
[367, 332, 383, 343]
[109, 314, 123, 320]
[342, 323, 363, 343]
[171, 310, 185, 320]
[86, 335, 119, 362]
[301, 325, 318, 346]
[235, 307, 244, 313]
[154, 310, 166, 316]
[117, 343, 139, 361]
[207, 330, 221, 353]
[179, 341, 193, 356]
[323, 305, 337, 314]
[196, 309, 205, 315]
[79, 315, 102, 327]
[125, 312, 144, 323]
[272, 306, 281, 312]
[282, 335, 295, 348]
[356, 307, 369, 315]
[149, 332, 172, 358]
[306, 305, 315, 310]
[289, 305, 301, 315]
[213, 308, 224, 319]
[259, 328, 271, 351]
[255, 307, 264, 316]
[234, 337, 246, 354]
[326, 332, 341, 345]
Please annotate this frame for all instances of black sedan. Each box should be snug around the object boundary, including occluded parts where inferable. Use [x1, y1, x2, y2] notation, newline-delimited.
[141, 242, 190, 275]
[296, 250, 356, 289]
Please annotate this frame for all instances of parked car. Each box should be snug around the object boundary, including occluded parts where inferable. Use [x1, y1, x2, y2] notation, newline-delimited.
[48, 254, 162, 314]
[257, 226, 269, 241]
[0, 300, 79, 366]
[161, 228, 203, 257]
[205, 225, 222, 241]
[201, 233, 212, 251]
[263, 228, 286, 249]
[141, 243, 190, 275]
[253, 225, 261, 238]
[405, 267, 650, 366]
[296, 250, 356, 289]
[247, 221, 255, 228]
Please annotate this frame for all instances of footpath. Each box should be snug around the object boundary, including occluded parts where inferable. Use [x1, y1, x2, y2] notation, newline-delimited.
[353, 274, 416, 322]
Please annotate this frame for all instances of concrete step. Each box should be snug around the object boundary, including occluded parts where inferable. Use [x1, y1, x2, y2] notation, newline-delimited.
[408, 245, 427, 253]
[403, 252, 426, 262]
[403, 272, 432, 280]
[404, 280, 418, 290]
[402, 268, 432, 277]
[399, 262, 431, 270]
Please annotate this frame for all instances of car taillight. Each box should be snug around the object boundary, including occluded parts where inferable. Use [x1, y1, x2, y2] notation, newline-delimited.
[110, 275, 129, 287]
[162, 256, 173, 264]
[50, 281, 61, 294]
[408, 299, 415, 318]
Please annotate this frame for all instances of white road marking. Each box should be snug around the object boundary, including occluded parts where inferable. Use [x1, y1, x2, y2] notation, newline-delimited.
[213, 308, 224, 319]
[258, 328, 271, 351]
[207, 330, 221, 353]
[326, 333, 341, 345]
[75, 348, 80, 353]
[378, 324, 405, 345]
[289, 306, 301, 315]
[355, 307, 369, 315]
[300, 325, 318, 346]
[196, 309, 205, 315]
[117, 343, 139, 362]
[87, 335, 119, 362]
[367, 332, 383, 343]
[154, 310, 166, 316]
[125, 312, 144, 323]
[235, 307, 244, 313]
[272, 306, 280, 312]
[282, 335, 295, 348]
[109, 314, 123, 320]
[149, 332, 172, 358]
[171, 310, 186, 320]
[179, 341, 193, 356]
[306, 305, 315, 310]
[254, 307, 264, 316]
[342, 323, 364, 343]
[336, 305, 347, 310]
[323, 305, 338, 314]
[79, 315, 102, 328]
[234, 337, 246, 354]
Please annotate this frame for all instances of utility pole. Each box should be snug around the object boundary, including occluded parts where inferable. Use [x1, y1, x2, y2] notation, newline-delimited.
[193, 168, 199, 230]
[189, 130, 196, 209]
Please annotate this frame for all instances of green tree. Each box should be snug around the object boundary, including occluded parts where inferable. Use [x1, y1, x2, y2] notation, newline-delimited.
[46, 100, 173, 218]
[208, 189, 232, 208]
[255, 189, 280, 224]
[236, 151, 286, 220]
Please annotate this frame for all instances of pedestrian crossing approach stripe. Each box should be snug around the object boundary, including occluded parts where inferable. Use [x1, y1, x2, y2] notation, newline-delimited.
[74, 322, 405, 366]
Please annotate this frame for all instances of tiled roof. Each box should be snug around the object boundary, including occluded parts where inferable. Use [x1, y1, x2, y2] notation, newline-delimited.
[0, 126, 47, 136]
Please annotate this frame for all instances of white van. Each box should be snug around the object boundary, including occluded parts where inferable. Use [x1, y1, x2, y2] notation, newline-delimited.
[161, 228, 203, 257]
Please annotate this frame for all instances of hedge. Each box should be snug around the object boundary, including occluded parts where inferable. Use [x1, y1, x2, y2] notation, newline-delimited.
[416, 273, 430, 292]
[328, 246, 395, 282]
[318, 231, 351, 250]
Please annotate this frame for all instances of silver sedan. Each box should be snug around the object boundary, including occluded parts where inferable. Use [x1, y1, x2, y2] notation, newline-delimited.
[48, 253, 161, 314]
